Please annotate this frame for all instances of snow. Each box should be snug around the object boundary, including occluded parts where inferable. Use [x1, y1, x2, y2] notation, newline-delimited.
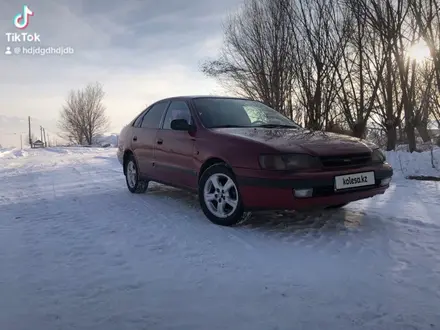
[0, 147, 439, 330]
[0, 148, 28, 159]
[385, 147, 440, 179]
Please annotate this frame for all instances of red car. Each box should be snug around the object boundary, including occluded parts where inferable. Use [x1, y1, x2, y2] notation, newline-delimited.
[117, 96, 393, 226]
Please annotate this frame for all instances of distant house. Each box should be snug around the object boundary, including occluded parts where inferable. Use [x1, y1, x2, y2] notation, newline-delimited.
[33, 140, 44, 148]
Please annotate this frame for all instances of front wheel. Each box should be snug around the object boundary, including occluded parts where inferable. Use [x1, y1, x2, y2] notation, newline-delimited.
[198, 164, 244, 226]
[125, 155, 149, 193]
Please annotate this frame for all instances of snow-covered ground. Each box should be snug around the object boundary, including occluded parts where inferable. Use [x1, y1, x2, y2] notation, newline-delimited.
[386, 147, 440, 179]
[0, 147, 439, 330]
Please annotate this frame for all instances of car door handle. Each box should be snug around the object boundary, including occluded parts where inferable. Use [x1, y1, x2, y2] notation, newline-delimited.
[157, 139, 163, 145]
[133, 136, 137, 141]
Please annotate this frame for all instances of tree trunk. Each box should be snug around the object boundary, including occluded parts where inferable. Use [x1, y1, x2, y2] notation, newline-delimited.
[352, 121, 367, 139]
[405, 60, 418, 152]
[398, 121, 404, 144]
[308, 120, 321, 131]
[405, 123, 417, 152]
[385, 54, 395, 150]
[385, 125, 397, 151]
[416, 123, 431, 142]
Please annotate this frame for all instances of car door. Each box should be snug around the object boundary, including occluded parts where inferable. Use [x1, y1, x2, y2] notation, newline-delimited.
[131, 101, 169, 179]
[154, 100, 198, 190]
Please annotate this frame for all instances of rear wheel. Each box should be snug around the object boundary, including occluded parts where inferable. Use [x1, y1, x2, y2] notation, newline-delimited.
[125, 155, 148, 193]
[198, 164, 244, 226]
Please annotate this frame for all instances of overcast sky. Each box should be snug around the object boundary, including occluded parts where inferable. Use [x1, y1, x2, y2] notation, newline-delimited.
[0, 0, 241, 147]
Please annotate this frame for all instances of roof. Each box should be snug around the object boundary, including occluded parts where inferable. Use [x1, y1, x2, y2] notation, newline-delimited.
[157, 95, 254, 102]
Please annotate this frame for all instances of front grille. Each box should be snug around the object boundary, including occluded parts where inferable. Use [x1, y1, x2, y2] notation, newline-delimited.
[319, 152, 372, 169]
[313, 179, 381, 197]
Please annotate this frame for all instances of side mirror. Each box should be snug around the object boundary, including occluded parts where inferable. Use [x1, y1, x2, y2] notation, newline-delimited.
[170, 119, 190, 131]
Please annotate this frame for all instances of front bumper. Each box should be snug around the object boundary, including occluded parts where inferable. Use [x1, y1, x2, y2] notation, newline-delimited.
[235, 164, 393, 211]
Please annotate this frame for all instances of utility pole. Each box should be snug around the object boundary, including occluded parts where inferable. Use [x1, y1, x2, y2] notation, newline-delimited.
[43, 128, 47, 147]
[47, 133, 50, 147]
[28, 116, 32, 147]
[20, 134, 23, 150]
[40, 126, 43, 142]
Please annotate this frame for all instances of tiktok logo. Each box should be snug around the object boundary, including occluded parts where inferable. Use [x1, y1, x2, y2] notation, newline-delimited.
[13, 5, 33, 29]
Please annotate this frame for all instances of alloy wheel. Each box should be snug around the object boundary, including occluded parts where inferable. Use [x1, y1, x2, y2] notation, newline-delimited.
[203, 173, 239, 218]
[126, 160, 137, 188]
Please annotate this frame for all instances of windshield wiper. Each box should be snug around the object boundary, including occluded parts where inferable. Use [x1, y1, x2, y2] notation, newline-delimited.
[253, 124, 298, 128]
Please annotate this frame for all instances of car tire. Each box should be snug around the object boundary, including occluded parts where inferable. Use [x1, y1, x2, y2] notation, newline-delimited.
[125, 155, 149, 194]
[198, 163, 244, 226]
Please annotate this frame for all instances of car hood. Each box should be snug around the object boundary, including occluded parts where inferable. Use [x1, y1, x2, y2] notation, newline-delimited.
[212, 127, 376, 155]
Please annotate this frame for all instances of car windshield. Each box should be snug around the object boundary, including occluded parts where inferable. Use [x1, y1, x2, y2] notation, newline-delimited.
[192, 98, 301, 129]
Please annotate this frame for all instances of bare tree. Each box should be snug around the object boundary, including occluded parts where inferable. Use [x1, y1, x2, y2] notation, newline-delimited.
[356, 0, 421, 151]
[201, 0, 439, 153]
[58, 82, 109, 146]
[410, 0, 440, 91]
[373, 48, 404, 149]
[412, 61, 436, 141]
[201, 0, 295, 118]
[352, 0, 404, 149]
[334, 0, 390, 138]
[430, 87, 440, 127]
[59, 92, 85, 145]
[284, 0, 348, 130]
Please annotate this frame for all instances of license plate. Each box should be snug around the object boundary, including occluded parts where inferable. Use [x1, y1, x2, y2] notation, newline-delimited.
[334, 171, 375, 191]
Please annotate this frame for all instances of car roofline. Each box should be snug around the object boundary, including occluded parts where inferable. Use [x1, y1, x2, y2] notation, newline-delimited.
[157, 95, 257, 103]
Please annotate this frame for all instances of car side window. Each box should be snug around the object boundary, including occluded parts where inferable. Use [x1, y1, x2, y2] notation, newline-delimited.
[162, 101, 192, 129]
[140, 102, 169, 129]
[133, 109, 149, 127]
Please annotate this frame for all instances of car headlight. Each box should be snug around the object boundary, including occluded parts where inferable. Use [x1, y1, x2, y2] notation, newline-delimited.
[372, 148, 386, 163]
[259, 154, 320, 170]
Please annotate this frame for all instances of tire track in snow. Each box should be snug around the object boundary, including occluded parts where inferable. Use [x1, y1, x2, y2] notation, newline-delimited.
[125, 183, 287, 271]
[2, 148, 440, 330]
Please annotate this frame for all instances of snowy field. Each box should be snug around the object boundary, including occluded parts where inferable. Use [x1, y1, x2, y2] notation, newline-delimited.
[0, 147, 439, 330]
